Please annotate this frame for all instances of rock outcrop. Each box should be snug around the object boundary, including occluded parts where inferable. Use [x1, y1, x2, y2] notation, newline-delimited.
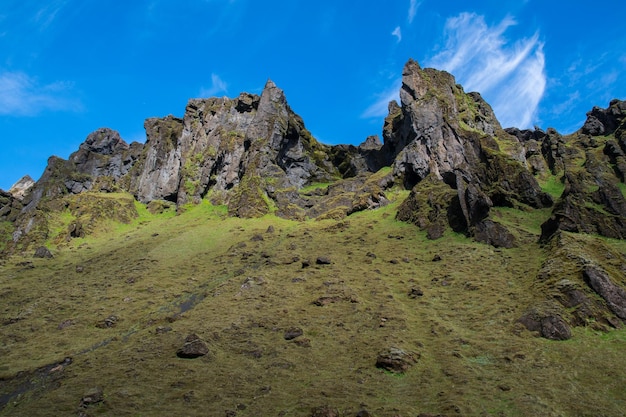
[2, 59, 626, 254]
[8, 175, 34, 200]
[538, 100, 626, 242]
[390, 59, 552, 246]
[519, 232, 626, 339]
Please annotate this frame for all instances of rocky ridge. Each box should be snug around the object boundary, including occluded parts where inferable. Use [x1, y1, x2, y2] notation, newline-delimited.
[2, 60, 626, 250]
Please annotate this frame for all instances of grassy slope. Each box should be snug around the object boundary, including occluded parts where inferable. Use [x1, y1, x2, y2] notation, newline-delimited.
[1, 195, 625, 416]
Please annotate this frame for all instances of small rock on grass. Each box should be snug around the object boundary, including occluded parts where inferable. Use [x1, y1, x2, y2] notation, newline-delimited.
[376, 347, 420, 373]
[316, 256, 332, 265]
[408, 287, 424, 298]
[177, 333, 209, 358]
[284, 327, 303, 340]
[33, 246, 53, 259]
[79, 387, 104, 408]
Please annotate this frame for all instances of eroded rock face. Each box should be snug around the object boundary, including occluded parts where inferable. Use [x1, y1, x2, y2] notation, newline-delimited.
[540, 169, 626, 242]
[583, 265, 626, 320]
[0, 190, 23, 222]
[133, 116, 183, 203]
[390, 59, 551, 246]
[519, 232, 626, 339]
[4, 59, 626, 254]
[582, 99, 626, 136]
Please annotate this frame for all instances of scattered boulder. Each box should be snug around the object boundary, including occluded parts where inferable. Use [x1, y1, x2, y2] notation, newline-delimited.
[540, 315, 572, 341]
[177, 333, 209, 359]
[473, 219, 516, 248]
[250, 233, 264, 242]
[375, 347, 420, 373]
[33, 246, 53, 259]
[79, 387, 104, 408]
[518, 310, 572, 340]
[95, 315, 118, 329]
[316, 256, 332, 265]
[284, 327, 304, 340]
[408, 287, 424, 298]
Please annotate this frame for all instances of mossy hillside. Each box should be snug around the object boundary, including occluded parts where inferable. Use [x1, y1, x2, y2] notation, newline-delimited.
[0, 222, 13, 253]
[2, 197, 626, 416]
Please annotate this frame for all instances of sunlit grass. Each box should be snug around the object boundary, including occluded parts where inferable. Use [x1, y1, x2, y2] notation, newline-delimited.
[1, 193, 626, 416]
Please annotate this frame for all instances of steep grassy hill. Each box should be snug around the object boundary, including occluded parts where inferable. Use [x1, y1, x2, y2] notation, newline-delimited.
[1, 188, 625, 416]
[2, 59, 626, 416]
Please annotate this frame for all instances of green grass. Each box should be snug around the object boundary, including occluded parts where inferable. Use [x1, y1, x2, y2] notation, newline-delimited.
[0, 221, 14, 253]
[1, 199, 626, 416]
[538, 175, 565, 199]
[299, 182, 331, 194]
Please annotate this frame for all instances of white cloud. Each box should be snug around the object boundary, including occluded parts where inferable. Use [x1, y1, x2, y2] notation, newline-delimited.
[408, 0, 421, 24]
[199, 73, 228, 97]
[427, 13, 546, 128]
[391, 26, 402, 43]
[361, 81, 401, 119]
[0, 71, 80, 116]
[32, 0, 68, 30]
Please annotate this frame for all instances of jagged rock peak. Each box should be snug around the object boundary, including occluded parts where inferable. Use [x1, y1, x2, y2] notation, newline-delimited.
[264, 79, 277, 89]
[8, 175, 35, 200]
[75, 128, 130, 157]
[581, 98, 626, 136]
[359, 135, 382, 150]
[391, 58, 551, 246]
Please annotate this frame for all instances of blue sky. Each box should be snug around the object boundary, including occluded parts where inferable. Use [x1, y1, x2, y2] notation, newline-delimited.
[1, 0, 625, 190]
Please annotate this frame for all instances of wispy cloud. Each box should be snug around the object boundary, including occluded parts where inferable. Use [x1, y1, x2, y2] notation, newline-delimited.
[391, 26, 402, 43]
[408, 0, 421, 24]
[0, 71, 81, 116]
[361, 81, 401, 119]
[427, 13, 546, 128]
[32, 0, 69, 31]
[199, 73, 228, 97]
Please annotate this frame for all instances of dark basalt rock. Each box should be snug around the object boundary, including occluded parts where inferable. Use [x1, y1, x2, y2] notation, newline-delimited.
[518, 309, 572, 341]
[581, 99, 626, 136]
[33, 246, 53, 259]
[177, 333, 209, 358]
[283, 327, 304, 340]
[0, 190, 23, 222]
[583, 265, 626, 320]
[388, 59, 551, 247]
[472, 219, 516, 249]
[540, 171, 626, 242]
[3, 59, 626, 256]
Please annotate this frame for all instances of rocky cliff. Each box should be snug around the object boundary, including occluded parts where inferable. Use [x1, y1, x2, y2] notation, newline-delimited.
[2, 59, 626, 254]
